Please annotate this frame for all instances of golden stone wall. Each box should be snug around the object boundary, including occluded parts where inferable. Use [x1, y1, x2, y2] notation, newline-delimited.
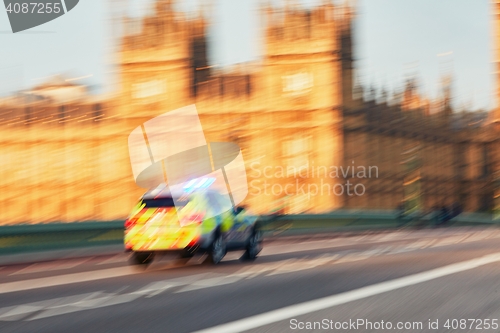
[0, 111, 144, 224]
[118, 3, 344, 215]
[0, 3, 346, 224]
[2, 2, 497, 225]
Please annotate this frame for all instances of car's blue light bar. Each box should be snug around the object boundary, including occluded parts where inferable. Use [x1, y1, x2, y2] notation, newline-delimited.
[183, 177, 215, 191]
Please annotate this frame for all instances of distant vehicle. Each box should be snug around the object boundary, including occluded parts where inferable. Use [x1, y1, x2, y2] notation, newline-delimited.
[124, 182, 262, 265]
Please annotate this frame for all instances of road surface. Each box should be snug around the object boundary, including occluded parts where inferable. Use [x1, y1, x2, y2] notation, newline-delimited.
[1, 226, 500, 332]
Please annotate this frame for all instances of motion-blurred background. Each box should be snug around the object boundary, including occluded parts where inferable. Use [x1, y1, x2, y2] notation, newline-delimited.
[0, 0, 499, 224]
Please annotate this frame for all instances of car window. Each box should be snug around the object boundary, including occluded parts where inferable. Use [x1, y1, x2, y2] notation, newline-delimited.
[210, 192, 233, 215]
[141, 197, 188, 208]
[206, 193, 222, 215]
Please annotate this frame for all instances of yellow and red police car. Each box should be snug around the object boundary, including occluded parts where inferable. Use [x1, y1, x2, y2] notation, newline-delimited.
[124, 180, 262, 265]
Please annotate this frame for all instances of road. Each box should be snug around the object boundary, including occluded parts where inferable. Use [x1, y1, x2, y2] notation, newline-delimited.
[0, 226, 500, 333]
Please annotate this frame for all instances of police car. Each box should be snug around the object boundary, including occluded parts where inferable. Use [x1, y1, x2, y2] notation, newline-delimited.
[124, 181, 262, 265]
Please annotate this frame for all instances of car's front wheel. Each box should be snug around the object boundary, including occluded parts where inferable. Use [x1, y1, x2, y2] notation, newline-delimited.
[130, 251, 154, 266]
[207, 233, 226, 264]
[241, 229, 262, 261]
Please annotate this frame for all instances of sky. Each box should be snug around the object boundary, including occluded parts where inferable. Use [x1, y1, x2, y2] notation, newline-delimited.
[356, 0, 495, 111]
[0, 0, 495, 111]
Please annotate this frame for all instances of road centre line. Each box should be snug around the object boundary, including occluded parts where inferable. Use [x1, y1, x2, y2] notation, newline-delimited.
[193, 252, 500, 333]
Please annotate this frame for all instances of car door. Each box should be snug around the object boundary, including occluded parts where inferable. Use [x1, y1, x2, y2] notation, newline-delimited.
[225, 206, 253, 247]
[206, 192, 241, 247]
[233, 207, 254, 245]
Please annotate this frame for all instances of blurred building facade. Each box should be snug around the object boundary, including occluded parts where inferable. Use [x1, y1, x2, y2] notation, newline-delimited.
[0, 78, 129, 223]
[118, 1, 344, 215]
[343, 77, 497, 213]
[0, 1, 498, 224]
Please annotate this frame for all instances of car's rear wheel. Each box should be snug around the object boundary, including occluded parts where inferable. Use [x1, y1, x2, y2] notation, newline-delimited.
[241, 229, 262, 261]
[207, 233, 226, 264]
[130, 251, 154, 266]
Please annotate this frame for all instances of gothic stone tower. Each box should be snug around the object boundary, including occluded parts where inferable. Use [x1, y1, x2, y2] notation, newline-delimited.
[118, 1, 349, 214]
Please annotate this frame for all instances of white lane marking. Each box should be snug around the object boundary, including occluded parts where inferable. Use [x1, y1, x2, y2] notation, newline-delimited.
[388, 247, 414, 254]
[0, 292, 103, 321]
[136, 273, 211, 297]
[28, 305, 92, 321]
[223, 252, 245, 261]
[465, 232, 489, 243]
[3, 275, 215, 321]
[377, 233, 402, 241]
[24, 274, 215, 320]
[10, 258, 90, 275]
[230, 259, 298, 280]
[333, 252, 374, 264]
[260, 230, 475, 258]
[434, 235, 473, 247]
[175, 275, 244, 293]
[2, 254, 347, 321]
[1, 239, 495, 322]
[406, 239, 432, 250]
[0, 305, 44, 321]
[193, 252, 500, 333]
[0, 267, 142, 295]
[0, 257, 204, 294]
[134, 281, 184, 297]
[260, 239, 372, 256]
[456, 234, 473, 243]
[28, 293, 141, 320]
[423, 238, 440, 248]
[267, 254, 340, 276]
